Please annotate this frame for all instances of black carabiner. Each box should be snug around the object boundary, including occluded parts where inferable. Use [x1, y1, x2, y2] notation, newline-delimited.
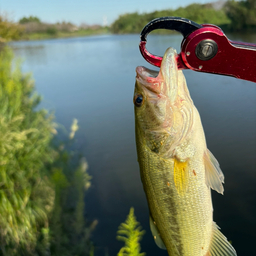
[139, 17, 202, 67]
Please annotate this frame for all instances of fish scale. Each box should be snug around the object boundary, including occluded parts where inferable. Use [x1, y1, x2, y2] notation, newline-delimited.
[136, 117, 212, 256]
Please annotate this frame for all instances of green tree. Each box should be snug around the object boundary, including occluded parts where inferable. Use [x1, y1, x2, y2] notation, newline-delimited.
[19, 16, 41, 24]
[117, 208, 145, 256]
[111, 3, 230, 34]
[0, 15, 24, 42]
[46, 26, 57, 35]
[225, 0, 256, 31]
[0, 46, 55, 255]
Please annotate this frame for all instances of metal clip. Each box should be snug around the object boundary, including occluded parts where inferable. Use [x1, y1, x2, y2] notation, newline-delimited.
[139, 17, 202, 69]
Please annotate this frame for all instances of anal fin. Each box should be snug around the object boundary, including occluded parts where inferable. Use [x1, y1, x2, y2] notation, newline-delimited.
[149, 216, 166, 250]
[204, 149, 224, 194]
[207, 222, 237, 256]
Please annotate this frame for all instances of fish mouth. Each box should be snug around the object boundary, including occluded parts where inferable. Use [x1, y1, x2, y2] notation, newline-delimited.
[136, 48, 184, 105]
[135, 66, 161, 94]
[136, 66, 158, 80]
[135, 48, 179, 96]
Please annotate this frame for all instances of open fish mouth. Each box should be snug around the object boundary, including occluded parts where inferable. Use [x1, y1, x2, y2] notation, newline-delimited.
[135, 48, 180, 97]
[136, 66, 158, 80]
[135, 66, 162, 94]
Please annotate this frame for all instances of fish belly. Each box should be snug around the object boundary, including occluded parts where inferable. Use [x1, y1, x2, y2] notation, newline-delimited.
[138, 146, 213, 256]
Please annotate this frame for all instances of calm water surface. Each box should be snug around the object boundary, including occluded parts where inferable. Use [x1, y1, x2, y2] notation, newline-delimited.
[10, 34, 256, 256]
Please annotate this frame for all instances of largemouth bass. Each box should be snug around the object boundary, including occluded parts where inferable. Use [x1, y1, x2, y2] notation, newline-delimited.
[134, 47, 237, 256]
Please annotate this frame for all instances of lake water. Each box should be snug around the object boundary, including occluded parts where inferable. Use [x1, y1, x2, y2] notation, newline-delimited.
[10, 34, 256, 256]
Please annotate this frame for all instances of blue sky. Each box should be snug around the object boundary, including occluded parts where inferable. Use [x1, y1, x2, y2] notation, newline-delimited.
[1, 0, 213, 25]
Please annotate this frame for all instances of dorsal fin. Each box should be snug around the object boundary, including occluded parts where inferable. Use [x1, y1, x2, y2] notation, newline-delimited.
[149, 216, 166, 250]
[204, 149, 224, 194]
[207, 222, 237, 256]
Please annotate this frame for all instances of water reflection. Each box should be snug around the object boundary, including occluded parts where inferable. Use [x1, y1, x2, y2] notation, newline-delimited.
[10, 34, 256, 256]
[11, 44, 48, 66]
[227, 32, 256, 43]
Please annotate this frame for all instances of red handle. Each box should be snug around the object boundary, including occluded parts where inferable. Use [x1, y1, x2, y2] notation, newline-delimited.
[181, 26, 256, 83]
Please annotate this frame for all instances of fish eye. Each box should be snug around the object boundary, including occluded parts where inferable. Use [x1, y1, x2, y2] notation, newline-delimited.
[134, 94, 144, 107]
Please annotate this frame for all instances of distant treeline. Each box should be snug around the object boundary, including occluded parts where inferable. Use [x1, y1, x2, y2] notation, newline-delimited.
[0, 15, 109, 41]
[1, 0, 256, 41]
[111, 0, 256, 34]
[18, 16, 102, 34]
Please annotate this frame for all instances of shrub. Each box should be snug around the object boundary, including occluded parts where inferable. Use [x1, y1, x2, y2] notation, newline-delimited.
[0, 46, 56, 255]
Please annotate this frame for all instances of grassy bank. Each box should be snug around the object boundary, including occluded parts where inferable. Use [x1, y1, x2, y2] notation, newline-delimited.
[0, 45, 97, 255]
[0, 31, 147, 254]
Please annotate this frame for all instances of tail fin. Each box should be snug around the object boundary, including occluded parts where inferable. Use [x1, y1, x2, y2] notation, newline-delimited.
[207, 222, 237, 256]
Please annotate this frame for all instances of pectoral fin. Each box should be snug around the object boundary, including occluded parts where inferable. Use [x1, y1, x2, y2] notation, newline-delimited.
[207, 222, 237, 256]
[149, 216, 166, 250]
[204, 149, 224, 194]
[173, 158, 188, 195]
